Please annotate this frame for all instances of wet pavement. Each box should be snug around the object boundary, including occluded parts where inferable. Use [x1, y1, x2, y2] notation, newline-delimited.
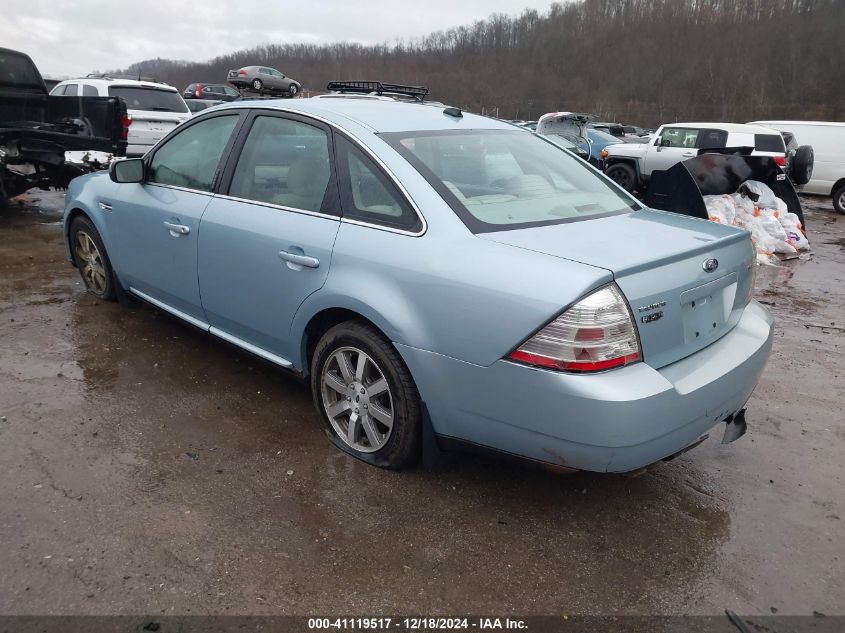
[0, 191, 843, 616]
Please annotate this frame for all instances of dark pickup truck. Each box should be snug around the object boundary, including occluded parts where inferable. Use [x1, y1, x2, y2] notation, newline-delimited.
[0, 47, 128, 203]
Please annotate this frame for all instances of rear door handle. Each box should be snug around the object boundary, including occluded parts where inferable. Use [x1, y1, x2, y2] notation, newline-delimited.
[279, 250, 320, 269]
[163, 221, 190, 236]
[682, 152, 696, 157]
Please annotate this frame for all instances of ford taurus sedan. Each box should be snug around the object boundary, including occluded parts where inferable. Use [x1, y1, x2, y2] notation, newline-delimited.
[62, 97, 774, 472]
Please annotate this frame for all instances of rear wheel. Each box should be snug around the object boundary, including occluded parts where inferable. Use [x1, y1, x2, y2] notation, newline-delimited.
[833, 184, 845, 215]
[252, 78, 263, 92]
[310, 321, 421, 469]
[605, 162, 637, 192]
[70, 216, 116, 301]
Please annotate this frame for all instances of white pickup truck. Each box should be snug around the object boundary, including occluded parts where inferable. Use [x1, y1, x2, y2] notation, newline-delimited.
[601, 122, 812, 193]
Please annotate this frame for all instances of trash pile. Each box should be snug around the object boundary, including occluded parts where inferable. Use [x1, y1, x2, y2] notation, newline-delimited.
[703, 180, 810, 265]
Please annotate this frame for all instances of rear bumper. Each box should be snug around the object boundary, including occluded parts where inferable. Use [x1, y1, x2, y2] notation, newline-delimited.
[398, 301, 774, 473]
[126, 143, 153, 157]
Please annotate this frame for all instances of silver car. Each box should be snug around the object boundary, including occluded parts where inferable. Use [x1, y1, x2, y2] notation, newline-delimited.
[227, 66, 301, 97]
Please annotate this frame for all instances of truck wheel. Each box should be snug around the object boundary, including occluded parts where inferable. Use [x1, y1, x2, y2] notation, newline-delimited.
[70, 216, 116, 301]
[833, 184, 845, 215]
[606, 163, 637, 192]
[790, 145, 814, 186]
[311, 320, 421, 470]
[252, 78, 263, 92]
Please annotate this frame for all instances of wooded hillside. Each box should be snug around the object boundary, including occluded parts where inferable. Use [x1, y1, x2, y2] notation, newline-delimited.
[114, 0, 844, 126]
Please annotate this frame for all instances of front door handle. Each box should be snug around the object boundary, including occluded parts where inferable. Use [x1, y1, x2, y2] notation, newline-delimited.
[682, 151, 695, 157]
[163, 221, 190, 236]
[279, 250, 320, 269]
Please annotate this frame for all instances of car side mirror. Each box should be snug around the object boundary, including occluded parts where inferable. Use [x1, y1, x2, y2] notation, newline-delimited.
[110, 158, 145, 183]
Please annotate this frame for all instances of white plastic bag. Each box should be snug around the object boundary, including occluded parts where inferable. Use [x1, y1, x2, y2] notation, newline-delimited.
[702, 194, 737, 225]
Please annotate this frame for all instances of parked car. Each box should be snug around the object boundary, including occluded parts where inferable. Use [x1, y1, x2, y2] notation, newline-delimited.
[536, 111, 594, 163]
[63, 93, 773, 473]
[51, 77, 191, 157]
[591, 122, 626, 137]
[0, 47, 127, 203]
[227, 66, 301, 97]
[602, 122, 812, 194]
[185, 98, 224, 114]
[750, 120, 845, 214]
[183, 83, 240, 102]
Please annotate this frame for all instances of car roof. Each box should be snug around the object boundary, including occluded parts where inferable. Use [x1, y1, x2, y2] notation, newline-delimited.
[57, 77, 178, 91]
[749, 120, 845, 128]
[664, 122, 779, 135]
[212, 96, 513, 133]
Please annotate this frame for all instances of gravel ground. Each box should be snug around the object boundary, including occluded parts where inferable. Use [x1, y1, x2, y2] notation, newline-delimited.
[0, 191, 842, 616]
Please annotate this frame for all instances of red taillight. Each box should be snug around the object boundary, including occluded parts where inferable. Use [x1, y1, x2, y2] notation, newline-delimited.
[773, 155, 786, 167]
[120, 113, 132, 140]
[196, 83, 202, 98]
[507, 284, 641, 373]
[238, 69, 247, 76]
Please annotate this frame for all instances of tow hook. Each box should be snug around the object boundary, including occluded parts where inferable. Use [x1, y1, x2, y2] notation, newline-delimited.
[722, 408, 747, 444]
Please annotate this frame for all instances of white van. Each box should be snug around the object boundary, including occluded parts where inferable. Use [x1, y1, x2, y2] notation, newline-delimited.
[750, 121, 845, 213]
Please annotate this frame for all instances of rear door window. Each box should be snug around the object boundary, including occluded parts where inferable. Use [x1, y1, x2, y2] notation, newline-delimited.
[148, 114, 239, 191]
[108, 86, 189, 113]
[64, 83, 79, 96]
[754, 133, 786, 152]
[696, 129, 728, 150]
[81, 84, 98, 96]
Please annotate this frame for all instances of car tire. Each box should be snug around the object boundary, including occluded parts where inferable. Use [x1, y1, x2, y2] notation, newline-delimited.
[310, 320, 421, 470]
[288, 84, 299, 97]
[833, 183, 845, 215]
[605, 162, 637, 192]
[69, 216, 116, 301]
[252, 78, 262, 92]
[790, 145, 814, 186]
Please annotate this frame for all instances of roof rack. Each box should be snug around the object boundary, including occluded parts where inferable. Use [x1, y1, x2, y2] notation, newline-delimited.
[326, 80, 429, 101]
[85, 73, 164, 84]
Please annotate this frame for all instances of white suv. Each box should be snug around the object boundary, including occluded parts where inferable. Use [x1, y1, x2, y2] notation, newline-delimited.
[51, 77, 191, 157]
[601, 122, 793, 193]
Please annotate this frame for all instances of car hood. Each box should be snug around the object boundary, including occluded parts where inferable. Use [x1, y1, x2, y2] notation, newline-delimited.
[604, 142, 648, 158]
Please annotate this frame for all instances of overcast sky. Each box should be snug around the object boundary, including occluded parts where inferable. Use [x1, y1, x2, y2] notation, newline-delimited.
[2, 0, 557, 78]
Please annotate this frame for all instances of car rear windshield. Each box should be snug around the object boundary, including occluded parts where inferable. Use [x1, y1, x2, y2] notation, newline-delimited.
[108, 86, 189, 113]
[382, 129, 640, 233]
[754, 133, 785, 152]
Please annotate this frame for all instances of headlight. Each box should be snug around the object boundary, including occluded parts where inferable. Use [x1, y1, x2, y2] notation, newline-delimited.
[600, 149, 609, 159]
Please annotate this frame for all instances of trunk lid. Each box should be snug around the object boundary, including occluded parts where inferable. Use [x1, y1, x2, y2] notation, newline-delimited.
[480, 209, 755, 369]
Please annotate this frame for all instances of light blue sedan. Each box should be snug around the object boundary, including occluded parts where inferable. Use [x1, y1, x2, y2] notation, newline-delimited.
[63, 96, 774, 472]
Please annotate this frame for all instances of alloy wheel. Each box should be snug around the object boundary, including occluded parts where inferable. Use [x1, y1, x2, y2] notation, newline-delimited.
[320, 346, 394, 453]
[74, 231, 108, 295]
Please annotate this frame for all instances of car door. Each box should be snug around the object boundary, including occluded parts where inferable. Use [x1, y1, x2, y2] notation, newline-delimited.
[197, 110, 341, 365]
[107, 111, 242, 324]
[643, 126, 700, 174]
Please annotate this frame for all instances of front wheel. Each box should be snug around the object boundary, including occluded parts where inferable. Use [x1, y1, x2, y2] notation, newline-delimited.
[311, 321, 421, 469]
[288, 84, 299, 97]
[252, 78, 263, 92]
[833, 184, 845, 215]
[70, 216, 116, 301]
[605, 162, 637, 192]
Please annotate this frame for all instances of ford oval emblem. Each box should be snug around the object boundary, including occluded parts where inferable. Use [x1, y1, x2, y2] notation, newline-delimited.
[703, 258, 719, 273]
